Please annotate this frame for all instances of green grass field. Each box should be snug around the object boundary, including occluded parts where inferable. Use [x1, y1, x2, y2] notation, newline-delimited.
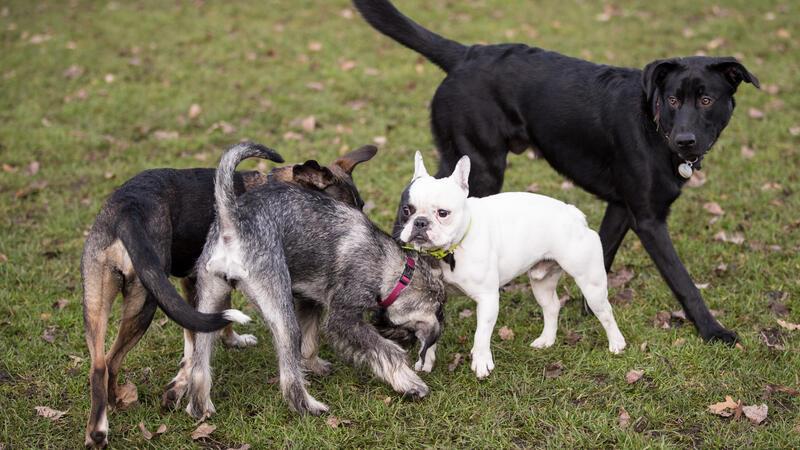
[1, 0, 798, 448]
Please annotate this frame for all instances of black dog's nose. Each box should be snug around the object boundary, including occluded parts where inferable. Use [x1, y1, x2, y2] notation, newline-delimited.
[675, 133, 696, 148]
[413, 217, 429, 229]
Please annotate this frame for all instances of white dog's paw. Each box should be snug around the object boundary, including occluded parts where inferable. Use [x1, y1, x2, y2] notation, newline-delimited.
[470, 349, 494, 379]
[530, 335, 556, 349]
[223, 332, 258, 348]
[608, 336, 627, 354]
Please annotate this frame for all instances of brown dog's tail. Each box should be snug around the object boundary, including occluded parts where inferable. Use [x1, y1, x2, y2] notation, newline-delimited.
[116, 213, 251, 332]
[353, 0, 467, 73]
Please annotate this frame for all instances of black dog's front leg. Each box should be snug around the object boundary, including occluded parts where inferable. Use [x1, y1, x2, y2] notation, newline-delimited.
[599, 202, 630, 272]
[632, 217, 737, 344]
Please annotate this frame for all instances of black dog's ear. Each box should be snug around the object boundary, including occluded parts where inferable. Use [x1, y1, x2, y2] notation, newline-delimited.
[642, 58, 682, 103]
[708, 57, 761, 90]
[334, 144, 378, 174]
[292, 160, 336, 190]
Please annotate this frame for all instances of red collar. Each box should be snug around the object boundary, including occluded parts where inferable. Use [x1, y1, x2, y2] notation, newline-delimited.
[378, 257, 416, 308]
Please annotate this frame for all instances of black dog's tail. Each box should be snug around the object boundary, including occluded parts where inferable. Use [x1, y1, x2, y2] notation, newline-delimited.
[214, 142, 283, 236]
[116, 214, 252, 332]
[353, 0, 468, 73]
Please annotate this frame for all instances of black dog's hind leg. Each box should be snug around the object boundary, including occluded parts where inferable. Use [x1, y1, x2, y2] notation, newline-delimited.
[633, 217, 737, 344]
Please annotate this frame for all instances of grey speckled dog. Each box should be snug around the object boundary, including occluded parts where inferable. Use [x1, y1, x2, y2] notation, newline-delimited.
[170, 142, 446, 418]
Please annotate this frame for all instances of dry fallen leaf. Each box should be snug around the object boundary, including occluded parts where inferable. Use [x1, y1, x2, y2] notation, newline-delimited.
[673, 338, 687, 347]
[42, 326, 57, 343]
[707, 396, 740, 417]
[283, 131, 303, 141]
[764, 384, 800, 398]
[498, 326, 514, 341]
[526, 183, 539, 193]
[560, 180, 574, 190]
[301, 116, 316, 133]
[685, 170, 706, 188]
[714, 231, 745, 245]
[618, 407, 631, 429]
[139, 422, 153, 440]
[653, 311, 671, 329]
[35, 406, 66, 421]
[608, 267, 635, 289]
[227, 445, 251, 450]
[448, 353, 463, 372]
[776, 319, 800, 331]
[703, 202, 725, 216]
[307, 41, 322, 52]
[742, 404, 768, 425]
[611, 288, 634, 306]
[339, 60, 356, 71]
[115, 381, 138, 409]
[545, 361, 564, 379]
[740, 145, 756, 159]
[306, 81, 324, 91]
[63, 64, 84, 79]
[760, 328, 785, 350]
[153, 130, 179, 141]
[564, 330, 582, 346]
[373, 136, 387, 146]
[52, 298, 69, 310]
[625, 369, 644, 384]
[748, 108, 765, 119]
[325, 416, 352, 428]
[191, 423, 216, 440]
[458, 309, 473, 319]
[188, 103, 202, 119]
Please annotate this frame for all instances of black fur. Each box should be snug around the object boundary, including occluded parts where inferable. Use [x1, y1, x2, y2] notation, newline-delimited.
[354, 0, 761, 344]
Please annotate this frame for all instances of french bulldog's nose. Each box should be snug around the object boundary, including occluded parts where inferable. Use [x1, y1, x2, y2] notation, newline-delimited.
[413, 217, 429, 229]
[675, 133, 696, 149]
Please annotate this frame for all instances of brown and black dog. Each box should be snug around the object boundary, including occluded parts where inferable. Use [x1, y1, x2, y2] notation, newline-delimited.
[81, 144, 377, 448]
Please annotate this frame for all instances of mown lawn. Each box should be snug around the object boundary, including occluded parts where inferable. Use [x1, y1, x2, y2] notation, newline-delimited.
[1, 0, 798, 448]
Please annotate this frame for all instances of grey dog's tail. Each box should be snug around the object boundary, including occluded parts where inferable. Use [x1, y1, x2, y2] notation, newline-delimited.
[353, 0, 468, 73]
[214, 142, 284, 235]
[116, 214, 252, 332]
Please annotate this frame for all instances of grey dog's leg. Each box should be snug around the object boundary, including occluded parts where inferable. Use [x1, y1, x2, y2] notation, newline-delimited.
[241, 278, 328, 415]
[297, 298, 332, 377]
[326, 309, 429, 398]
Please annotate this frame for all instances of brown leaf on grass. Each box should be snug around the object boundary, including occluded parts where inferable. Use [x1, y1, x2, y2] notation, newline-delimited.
[767, 296, 789, 316]
[611, 288, 634, 306]
[639, 342, 648, 352]
[685, 170, 706, 188]
[339, 60, 356, 71]
[714, 263, 728, 276]
[618, 407, 631, 429]
[789, 126, 800, 136]
[15, 180, 48, 199]
[266, 375, 280, 385]
[625, 369, 644, 384]
[713, 231, 745, 245]
[703, 202, 724, 216]
[115, 381, 138, 409]
[153, 130, 179, 141]
[653, 311, 671, 329]
[301, 116, 316, 133]
[707, 396, 741, 417]
[191, 423, 216, 440]
[673, 338, 687, 347]
[545, 361, 563, 379]
[705, 37, 726, 50]
[608, 267, 634, 289]
[227, 445, 251, 450]
[763, 384, 800, 398]
[740, 145, 756, 159]
[325, 416, 352, 428]
[760, 328, 785, 350]
[307, 41, 322, 52]
[42, 326, 57, 343]
[340, 8, 354, 19]
[458, 309, 473, 319]
[373, 136, 387, 146]
[52, 298, 69, 310]
[447, 353, 463, 372]
[207, 121, 235, 135]
[560, 180, 574, 190]
[188, 103, 202, 119]
[748, 108, 765, 119]
[63, 64, 84, 79]
[283, 131, 302, 141]
[742, 404, 768, 425]
[139, 422, 153, 440]
[498, 326, 514, 341]
[777, 319, 800, 331]
[2, 163, 16, 173]
[0, 253, 7, 263]
[525, 183, 539, 193]
[761, 182, 782, 191]
[35, 406, 66, 421]
[306, 81, 325, 91]
[564, 330, 582, 346]
[26, 160, 40, 176]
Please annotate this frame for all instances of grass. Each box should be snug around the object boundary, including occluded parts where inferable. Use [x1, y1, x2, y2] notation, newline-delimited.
[1, 0, 798, 447]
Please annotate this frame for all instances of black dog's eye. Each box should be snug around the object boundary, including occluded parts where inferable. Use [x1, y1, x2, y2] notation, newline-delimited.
[667, 96, 680, 108]
[699, 96, 714, 107]
[437, 209, 449, 218]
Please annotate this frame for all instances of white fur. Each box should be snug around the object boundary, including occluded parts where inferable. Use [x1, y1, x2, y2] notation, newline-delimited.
[205, 235, 249, 280]
[222, 309, 251, 324]
[403, 155, 627, 379]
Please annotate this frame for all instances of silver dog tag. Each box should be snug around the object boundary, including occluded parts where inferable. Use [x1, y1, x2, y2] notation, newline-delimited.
[678, 162, 693, 179]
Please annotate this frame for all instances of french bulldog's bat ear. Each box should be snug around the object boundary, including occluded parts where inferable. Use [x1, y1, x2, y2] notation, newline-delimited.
[708, 57, 761, 90]
[292, 160, 336, 190]
[450, 155, 470, 193]
[412, 151, 429, 180]
[334, 144, 378, 174]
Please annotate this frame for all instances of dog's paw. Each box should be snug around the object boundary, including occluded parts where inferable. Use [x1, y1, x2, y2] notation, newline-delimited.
[302, 357, 333, 377]
[85, 428, 108, 448]
[414, 357, 434, 373]
[530, 335, 556, 349]
[701, 326, 739, 346]
[470, 349, 494, 379]
[302, 395, 330, 416]
[222, 332, 258, 348]
[608, 336, 627, 354]
[389, 365, 429, 398]
[186, 397, 215, 420]
[401, 383, 430, 400]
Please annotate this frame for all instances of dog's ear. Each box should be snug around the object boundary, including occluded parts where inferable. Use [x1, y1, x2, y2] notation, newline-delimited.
[292, 160, 336, 190]
[450, 155, 470, 193]
[707, 57, 761, 90]
[642, 58, 681, 104]
[412, 151, 429, 180]
[334, 145, 378, 174]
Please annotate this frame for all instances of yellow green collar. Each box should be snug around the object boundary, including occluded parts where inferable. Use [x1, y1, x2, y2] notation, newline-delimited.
[402, 219, 471, 260]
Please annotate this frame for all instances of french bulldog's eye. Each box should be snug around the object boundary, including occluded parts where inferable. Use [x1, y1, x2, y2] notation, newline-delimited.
[437, 209, 449, 218]
[402, 206, 412, 216]
[699, 96, 714, 107]
[667, 96, 680, 108]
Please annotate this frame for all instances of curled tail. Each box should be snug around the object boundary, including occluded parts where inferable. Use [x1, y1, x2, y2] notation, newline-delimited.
[353, 0, 468, 72]
[214, 142, 283, 236]
[116, 214, 251, 332]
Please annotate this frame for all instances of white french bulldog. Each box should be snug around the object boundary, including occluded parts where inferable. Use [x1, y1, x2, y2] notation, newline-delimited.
[396, 152, 627, 379]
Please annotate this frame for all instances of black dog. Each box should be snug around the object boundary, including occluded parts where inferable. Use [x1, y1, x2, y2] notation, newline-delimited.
[353, 0, 760, 343]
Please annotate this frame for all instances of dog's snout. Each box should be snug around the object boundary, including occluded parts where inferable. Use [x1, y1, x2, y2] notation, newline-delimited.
[675, 133, 696, 148]
[413, 216, 429, 229]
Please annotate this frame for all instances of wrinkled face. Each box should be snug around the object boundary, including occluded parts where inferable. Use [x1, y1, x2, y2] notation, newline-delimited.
[393, 152, 470, 249]
[643, 56, 759, 162]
